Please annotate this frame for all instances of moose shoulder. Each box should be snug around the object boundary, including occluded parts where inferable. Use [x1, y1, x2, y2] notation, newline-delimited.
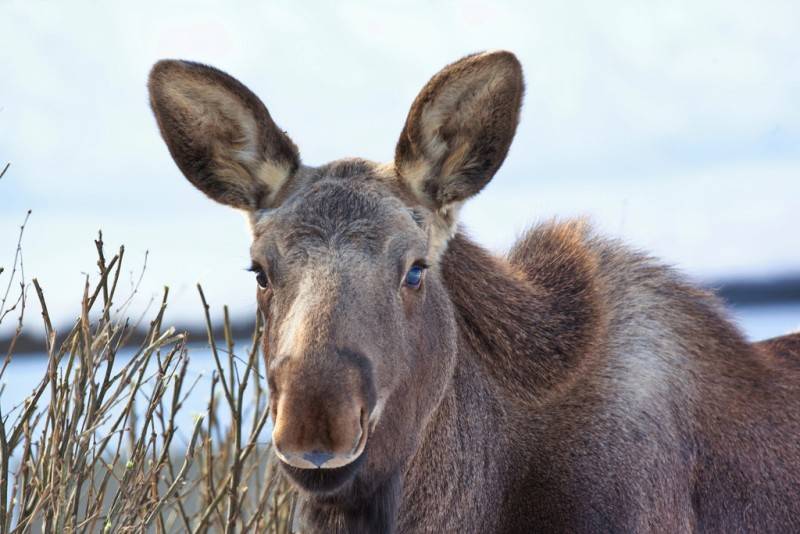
[148, 51, 800, 533]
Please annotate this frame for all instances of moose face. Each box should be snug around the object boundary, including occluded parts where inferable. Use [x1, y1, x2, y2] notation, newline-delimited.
[148, 51, 523, 494]
[250, 171, 460, 492]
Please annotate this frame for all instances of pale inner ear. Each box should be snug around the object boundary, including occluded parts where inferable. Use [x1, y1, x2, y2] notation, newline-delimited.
[395, 52, 523, 246]
[164, 79, 293, 204]
[404, 65, 515, 202]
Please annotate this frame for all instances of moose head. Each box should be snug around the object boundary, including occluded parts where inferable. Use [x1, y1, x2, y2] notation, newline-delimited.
[149, 51, 523, 494]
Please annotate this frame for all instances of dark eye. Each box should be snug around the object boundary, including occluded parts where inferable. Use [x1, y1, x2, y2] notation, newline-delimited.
[255, 269, 269, 289]
[249, 263, 270, 289]
[404, 264, 426, 289]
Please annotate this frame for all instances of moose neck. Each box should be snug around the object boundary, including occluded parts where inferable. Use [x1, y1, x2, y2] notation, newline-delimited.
[440, 229, 606, 405]
[394, 227, 608, 530]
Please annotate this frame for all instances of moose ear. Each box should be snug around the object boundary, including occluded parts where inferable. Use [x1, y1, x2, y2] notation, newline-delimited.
[148, 60, 299, 211]
[395, 50, 523, 219]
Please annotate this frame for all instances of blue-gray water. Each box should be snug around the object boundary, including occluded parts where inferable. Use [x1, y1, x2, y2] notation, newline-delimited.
[1, 304, 798, 446]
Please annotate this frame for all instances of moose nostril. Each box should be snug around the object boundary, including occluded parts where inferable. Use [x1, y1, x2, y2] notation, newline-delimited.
[303, 451, 335, 468]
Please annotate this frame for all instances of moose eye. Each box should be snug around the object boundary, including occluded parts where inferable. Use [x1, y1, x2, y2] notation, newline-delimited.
[404, 264, 426, 289]
[255, 269, 269, 289]
[249, 263, 270, 289]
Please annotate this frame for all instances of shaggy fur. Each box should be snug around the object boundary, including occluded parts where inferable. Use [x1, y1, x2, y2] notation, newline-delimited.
[149, 51, 800, 533]
[438, 224, 800, 533]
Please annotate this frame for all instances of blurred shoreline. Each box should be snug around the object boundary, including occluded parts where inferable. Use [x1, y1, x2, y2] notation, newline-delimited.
[1, 314, 260, 356]
[4, 274, 799, 356]
[710, 274, 800, 306]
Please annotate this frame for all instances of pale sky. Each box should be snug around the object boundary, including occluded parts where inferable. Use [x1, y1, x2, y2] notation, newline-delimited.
[1, 0, 799, 334]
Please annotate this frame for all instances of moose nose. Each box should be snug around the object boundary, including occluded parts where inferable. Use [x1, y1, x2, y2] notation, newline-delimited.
[272, 397, 369, 470]
[270, 348, 375, 471]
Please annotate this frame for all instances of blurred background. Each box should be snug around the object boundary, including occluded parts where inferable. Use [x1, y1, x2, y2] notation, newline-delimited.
[1, 0, 799, 344]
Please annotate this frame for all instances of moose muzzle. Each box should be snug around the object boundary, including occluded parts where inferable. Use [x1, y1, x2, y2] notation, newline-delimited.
[270, 351, 374, 470]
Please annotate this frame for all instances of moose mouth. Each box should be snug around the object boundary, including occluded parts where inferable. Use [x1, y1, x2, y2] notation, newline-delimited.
[279, 450, 367, 493]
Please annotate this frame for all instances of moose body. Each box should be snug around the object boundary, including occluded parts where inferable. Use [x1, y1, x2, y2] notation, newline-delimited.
[149, 51, 800, 533]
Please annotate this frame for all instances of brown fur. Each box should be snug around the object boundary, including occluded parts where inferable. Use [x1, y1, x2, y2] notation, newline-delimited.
[438, 225, 800, 533]
[396, 51, 523, 208]
[149, 51, 800, 533]
[149, 60, 299, 210]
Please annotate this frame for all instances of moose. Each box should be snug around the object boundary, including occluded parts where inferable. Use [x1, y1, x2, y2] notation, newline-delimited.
[149, 51, 800, 533]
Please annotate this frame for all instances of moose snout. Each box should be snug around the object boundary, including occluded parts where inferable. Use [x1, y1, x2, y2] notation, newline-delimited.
[272, 397, 369, 470]
[270, 351, 375, 471]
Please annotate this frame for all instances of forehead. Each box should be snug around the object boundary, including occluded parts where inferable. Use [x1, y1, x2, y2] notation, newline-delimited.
[251, 163, 427, 260]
